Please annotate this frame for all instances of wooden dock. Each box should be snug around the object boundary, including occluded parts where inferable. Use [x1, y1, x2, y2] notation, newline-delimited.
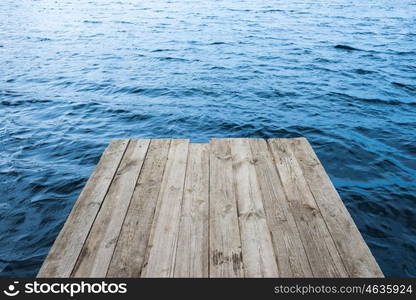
[38, 138, 383, 278]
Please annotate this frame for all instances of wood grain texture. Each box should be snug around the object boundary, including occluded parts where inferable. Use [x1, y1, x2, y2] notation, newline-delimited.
[209, 138, 244, 277]
[37, 139, 129, 278]
[107, 139, 171, 277]
[289, 137, 384, 277]
[229, 138, 278, 277]
[141, 139, 189, 277]
[39, 138, 382, 278]
[71, 139, 150, 277]
[268, 139, 348, 277]
[249, 139, 313, 277]
[174, 143, 209, 277]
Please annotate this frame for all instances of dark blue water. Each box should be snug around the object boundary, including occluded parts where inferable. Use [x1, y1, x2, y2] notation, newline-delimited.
[1, 0, 415, 277]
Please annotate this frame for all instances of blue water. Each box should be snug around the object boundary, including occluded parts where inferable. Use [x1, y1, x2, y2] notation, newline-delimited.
[1, 0, 415, 277]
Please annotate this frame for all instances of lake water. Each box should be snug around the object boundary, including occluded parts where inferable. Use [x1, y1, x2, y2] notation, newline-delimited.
[1, 0, 415, 277]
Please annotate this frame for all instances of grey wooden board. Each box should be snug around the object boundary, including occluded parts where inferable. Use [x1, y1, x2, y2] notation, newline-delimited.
[37, 139, 129, 277]
[71, 139, 150, 277]
[107, 139, 171, 277]
[209, 138, 244, 277]
[174, 143, 209, 277]
[229, 138, 279, 277]
[141, 139, 189, 277]
[249, 139, 313, 277]
[268, 139, 348, 277]
[288, 137, 383, 277]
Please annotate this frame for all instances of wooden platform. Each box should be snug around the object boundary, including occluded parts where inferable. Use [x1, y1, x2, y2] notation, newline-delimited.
[38, 138, 383, 278]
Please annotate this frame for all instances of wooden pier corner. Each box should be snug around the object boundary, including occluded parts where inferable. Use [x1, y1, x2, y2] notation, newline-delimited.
[38, 138, 383, 278]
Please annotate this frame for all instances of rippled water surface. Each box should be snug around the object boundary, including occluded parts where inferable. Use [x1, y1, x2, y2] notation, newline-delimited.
[1, 0, 415, 277]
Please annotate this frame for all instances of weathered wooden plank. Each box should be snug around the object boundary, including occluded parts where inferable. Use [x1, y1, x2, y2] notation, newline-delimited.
[289, 137, 383, 277]
[71, 139, 150, 277]
[141, 139, 189, 277]
[229, 138, 278, 277]
[268, 139, 348, 277]
[174, 143, 209, 277]
[209, 138, 244, 278]
[249, 139, 313, 277]
[37, 139, 129, 278]
[106, 139, 171, 277]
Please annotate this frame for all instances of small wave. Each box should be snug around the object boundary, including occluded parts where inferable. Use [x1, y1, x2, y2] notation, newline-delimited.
[83, 20, 103, 24]
[254, 89, 296, 98]
[334, 44, 362, 51]
[156, 56, 190, 62]
[150, 48, 174, 53]
[113, 21, 133, 24]
[120, 113, 152, 122]
[131, 88, 144, 94]
[396, 51, 416, 56]
[0, 203, 11, 212]
[1, 98, 53, 107]
[115, 86, 171, 96]
[392, 82, 416, 92]
[227, 8, 251, 12]
[0, 90, 22, 98]
[353, 31, 374, 35]
[259, 9, 283, 13]
[354, 69, 374, 75]
[23, 36, 51, 42]
[329, 92, 415, 106]
[209, 66, 227, 70]
[313, 57, 336, 63]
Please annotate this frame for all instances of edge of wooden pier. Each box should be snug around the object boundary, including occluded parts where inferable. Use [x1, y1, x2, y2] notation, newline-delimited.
[38, 138, 383, 278]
